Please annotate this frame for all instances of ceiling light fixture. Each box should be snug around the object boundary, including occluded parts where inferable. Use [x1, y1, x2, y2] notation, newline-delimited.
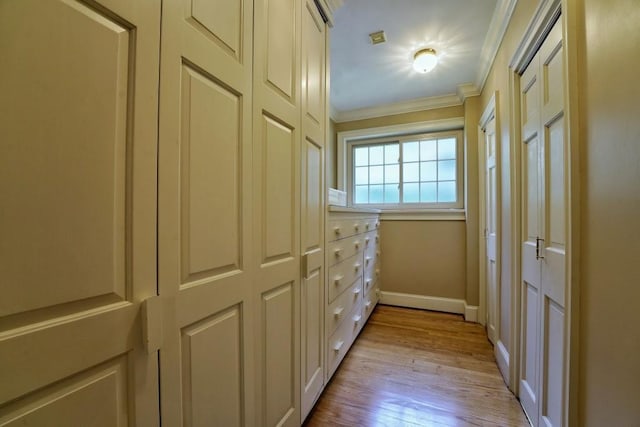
[413, 48, 438, 73]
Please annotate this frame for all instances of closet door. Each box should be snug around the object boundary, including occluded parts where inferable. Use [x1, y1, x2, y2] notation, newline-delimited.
[519, 18, 566, 427]
[157, 0, 256, 425]
[253, 0, 302, 425]
[300, 0, 327, 419]
[0, 0, 160, 425]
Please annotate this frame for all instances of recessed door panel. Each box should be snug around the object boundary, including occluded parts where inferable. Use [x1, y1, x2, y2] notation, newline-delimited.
[0, 357, 128, 427]
[181, 306, 244, 427]
[263, 115, 296, 263]
[263, 283, 296, 427]
[0, 0, 130, 317]
[180, 64, 242, 283]
[188, 0, 242, 58]
[541, 299, 564, 427]
[265, 0, 297, 100]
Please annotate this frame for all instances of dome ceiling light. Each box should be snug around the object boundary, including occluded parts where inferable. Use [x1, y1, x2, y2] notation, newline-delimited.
[413, 48, 438, 73]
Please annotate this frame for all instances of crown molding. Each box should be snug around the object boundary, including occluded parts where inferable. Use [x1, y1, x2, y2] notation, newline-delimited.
[457, 83, 481, 103]
[316, 0, 344, 27]
[475, 0, 518, 91]
[332, 94, 462, 123]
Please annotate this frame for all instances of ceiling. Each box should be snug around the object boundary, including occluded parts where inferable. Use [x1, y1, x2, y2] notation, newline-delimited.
[330, 0, 513, 121]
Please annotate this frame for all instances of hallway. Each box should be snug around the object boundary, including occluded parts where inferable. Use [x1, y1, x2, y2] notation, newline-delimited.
[304, 305, 529, 426]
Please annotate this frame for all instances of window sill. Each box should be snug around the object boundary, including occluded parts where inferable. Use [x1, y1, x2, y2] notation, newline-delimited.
[378, 209, 466, 221]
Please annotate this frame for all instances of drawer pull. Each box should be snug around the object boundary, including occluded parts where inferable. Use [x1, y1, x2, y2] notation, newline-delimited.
[354, 223, 359, 232]
[365, 223, 370, 230]
[334, 248, 342, 257]
[353, 314, 362, 323]
[334, 227, 341, 235]
[376, 251, 381, 257]
[333, 340, 344, 352]
[353, 287, 361, 296]
[375, 269, 380, 276]
[375, 235, 379, 243]
[334, 307, 344, 317]
[365, 237, 370, 245]
[354, 241, 360, 249]
[365, 279, 372, 288]
[334, 276, 343, 285]
[354, 263, 361, 271]
[365, 301, 372, 308]
[376, 222, 380, 228]
[365, 256, 371, 265]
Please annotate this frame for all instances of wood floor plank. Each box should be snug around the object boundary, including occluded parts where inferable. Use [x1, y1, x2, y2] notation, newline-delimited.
[304, 305, 529, 427]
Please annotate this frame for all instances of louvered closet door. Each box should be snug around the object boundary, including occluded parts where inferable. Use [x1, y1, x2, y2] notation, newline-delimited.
[519, 18, 566, 427]
[0, 0, 160, 425]
[300, 0, 326, 419]
[157, 0, 256, 425]
[253, 0, 302, 425]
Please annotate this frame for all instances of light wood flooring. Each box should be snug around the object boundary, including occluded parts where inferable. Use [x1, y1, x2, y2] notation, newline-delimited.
[304, 305, 529, 427]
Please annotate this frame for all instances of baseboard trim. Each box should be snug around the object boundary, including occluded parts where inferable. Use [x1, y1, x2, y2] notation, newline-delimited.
[464, 303, 479, 323]
[380, 291, 464, 314]
[496, 339, 510, 385]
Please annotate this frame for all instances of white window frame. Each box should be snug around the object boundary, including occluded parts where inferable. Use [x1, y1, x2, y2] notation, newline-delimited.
[347, 130, 464, 209]
[336, 118, 465, 215]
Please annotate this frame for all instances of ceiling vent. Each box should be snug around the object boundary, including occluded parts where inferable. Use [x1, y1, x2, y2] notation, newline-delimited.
[369, 30, 386, 45]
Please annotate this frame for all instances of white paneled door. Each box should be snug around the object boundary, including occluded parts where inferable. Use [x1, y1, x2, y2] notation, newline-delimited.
[253, 0, 302, 425]
[158, 0, 256, 425]
[0, 0, 160, 425]
[300, 0, 327, 420]
[519, 18, 566, 427]
[484, 115, 499, 346]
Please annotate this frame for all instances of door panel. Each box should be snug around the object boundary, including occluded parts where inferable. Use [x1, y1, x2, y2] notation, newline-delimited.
[158, 0, 255, 425]
[253, 0, 302, 425]
[263, 283, 296, 426]
[300, 0, 326, 419]
[520, 51, 541, 426]
[519, 17, 566, 427]
[0, 0, 160, 424]
[181, 306, 244, 427]
[538, 19, 565, 427]
[485, 117, 499, 345]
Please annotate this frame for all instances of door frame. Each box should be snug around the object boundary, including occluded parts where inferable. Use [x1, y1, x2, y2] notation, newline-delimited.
[478, 92, 506, 377]
[507, 0, 581, 424]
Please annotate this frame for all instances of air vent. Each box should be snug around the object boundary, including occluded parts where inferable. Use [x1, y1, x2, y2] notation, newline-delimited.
[369, 30, 386, 45]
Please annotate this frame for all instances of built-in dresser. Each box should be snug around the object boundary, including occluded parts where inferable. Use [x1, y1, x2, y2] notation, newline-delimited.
[325, 206, 381, 379]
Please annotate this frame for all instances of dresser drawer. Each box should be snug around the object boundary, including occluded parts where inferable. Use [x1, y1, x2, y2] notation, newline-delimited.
[326, 303, 364, 379]
[327, 234, 364, 267]
[327, 277, 363, 335]
[363, 283, 379, 322]
[362, 229, 379, 250]
[327, 218, 364, 242]
[328, 252, 363, 303]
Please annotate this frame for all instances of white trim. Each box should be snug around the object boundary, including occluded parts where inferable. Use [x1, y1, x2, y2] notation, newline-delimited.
[457, 83, 481, 102]
[380, 210, 465, 221]
[464, 303, 479, 322]
[476, 0, 519, 91]
[509, 0, 561, 72]
[316, 0, 343, 27]
[337, 117, 465, 191]
[333, 94, 461, 123]
[380, 292, 465, 315]
[478, 92, 499, 331]
[496, 340, 510, 384]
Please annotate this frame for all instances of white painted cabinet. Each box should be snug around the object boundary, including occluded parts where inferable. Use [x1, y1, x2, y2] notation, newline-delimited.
[1, 0, 332, 426]
[325, 209, 381, 380]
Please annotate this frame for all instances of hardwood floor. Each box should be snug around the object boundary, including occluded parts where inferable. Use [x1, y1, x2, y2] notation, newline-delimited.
[304, 305, 529, 427]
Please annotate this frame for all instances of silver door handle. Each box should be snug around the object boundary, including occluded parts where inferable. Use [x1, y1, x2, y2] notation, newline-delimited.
[536, 237, 545, 260]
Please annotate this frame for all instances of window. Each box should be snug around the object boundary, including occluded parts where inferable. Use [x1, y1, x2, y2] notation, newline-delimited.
[349, 130, 463, 209]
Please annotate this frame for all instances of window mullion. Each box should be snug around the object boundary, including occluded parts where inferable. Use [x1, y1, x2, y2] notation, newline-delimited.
[398, 142, 403, 205]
